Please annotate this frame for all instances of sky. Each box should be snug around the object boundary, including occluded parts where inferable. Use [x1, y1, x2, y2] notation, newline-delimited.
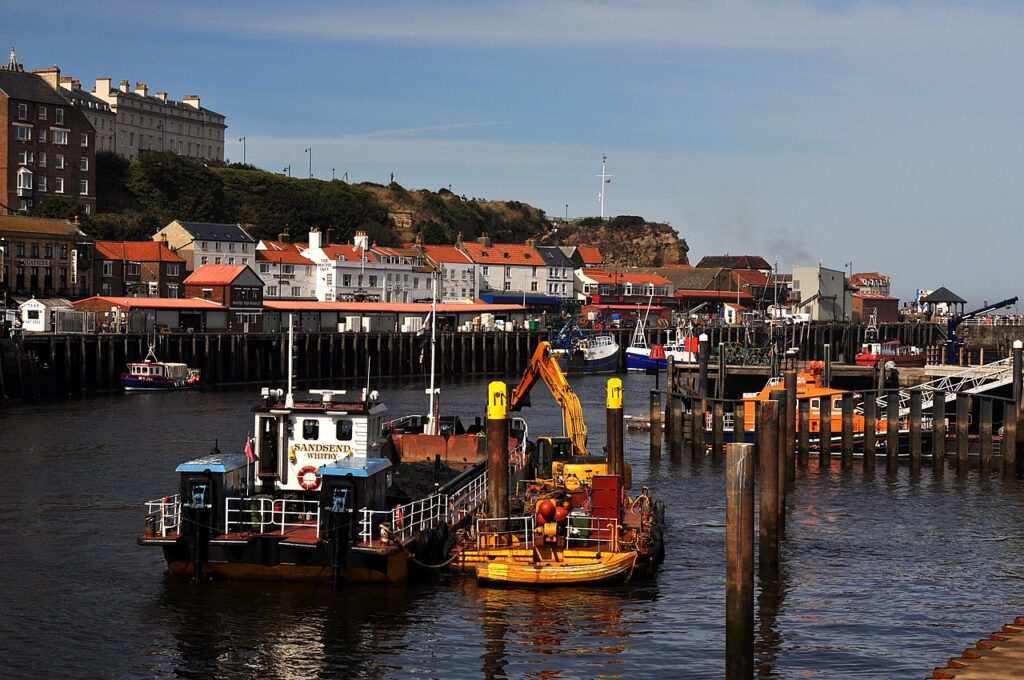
[6, 1, 1024, 308]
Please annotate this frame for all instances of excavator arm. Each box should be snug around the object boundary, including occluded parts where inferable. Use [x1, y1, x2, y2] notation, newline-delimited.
[509, 341, 588, 456]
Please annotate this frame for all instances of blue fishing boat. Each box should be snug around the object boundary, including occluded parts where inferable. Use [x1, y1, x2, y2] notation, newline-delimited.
[549, 318, 619, 375]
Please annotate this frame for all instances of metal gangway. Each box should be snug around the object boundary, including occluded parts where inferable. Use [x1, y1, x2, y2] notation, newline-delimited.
[859, 357, 1013, 416]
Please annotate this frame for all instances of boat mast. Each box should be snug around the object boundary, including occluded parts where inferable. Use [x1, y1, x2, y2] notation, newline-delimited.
[427, 269, 439, 436]
[285, 313, 295, 408]
[597, 155, 611, 220]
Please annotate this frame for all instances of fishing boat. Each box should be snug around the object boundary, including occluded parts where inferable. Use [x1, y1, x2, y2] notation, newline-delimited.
[475, 545, 639, 585]
[139, 318, 531, 585]
[626, 322, 698, 370]
[121, 344, 200, 391]
[549, 317, 619, 375]
[855, 340, 926, 368]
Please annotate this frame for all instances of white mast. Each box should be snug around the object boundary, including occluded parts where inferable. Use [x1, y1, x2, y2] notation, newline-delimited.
[426, 270, 439, 435]
[285, 313, 295, 408]
[597, 155, 612, 219]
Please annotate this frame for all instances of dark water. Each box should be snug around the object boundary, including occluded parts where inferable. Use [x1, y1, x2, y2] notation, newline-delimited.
[2, 374, 1024, 679]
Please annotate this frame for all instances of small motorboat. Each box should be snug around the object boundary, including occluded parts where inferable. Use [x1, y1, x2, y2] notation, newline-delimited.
[475, 547, 638, 585]
[121, 344, 200, 391]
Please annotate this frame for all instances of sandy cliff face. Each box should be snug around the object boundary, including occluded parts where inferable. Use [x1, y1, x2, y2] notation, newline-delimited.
[552, 218, 689, 267]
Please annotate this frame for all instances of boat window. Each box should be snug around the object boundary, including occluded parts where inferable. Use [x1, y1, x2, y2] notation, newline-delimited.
[336, 419, 353, 441]
[833, 397, 842, 410]
[810, 398, 820, 410]
[303, 419, 319, 440]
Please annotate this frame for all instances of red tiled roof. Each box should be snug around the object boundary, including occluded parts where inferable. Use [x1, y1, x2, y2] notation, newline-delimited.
[264, 301, 525, 313]
[853, 293, 897, 300]
[850, 272, 890, 286]
[579, 269, 672, 286]
[460, 242, 542, 266]
[94, 241, 185, 263]
[577, 246, 603, 265]
[422, 245, 473, 264]
[72, 296, 225, 310]
[256, 240, 313, 265]
[674, 290, 754, 301]
[733, 270, 772, 286]
[321, 245, 378, 263]
[182, 264, 249, 286]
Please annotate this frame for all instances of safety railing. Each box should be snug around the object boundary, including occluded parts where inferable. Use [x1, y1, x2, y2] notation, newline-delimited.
[224, 496, 321, 537]
[475, 515, 535, 550]
[448, 472, 487, 526]
[565, 516, 619, 551]
[357, 493, 450, 546]
[144, 494, 180, 537]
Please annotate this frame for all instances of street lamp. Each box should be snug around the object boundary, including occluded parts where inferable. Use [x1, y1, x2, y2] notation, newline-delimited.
[283, 165, 291, 177]
[305, 147, 312, 178]
[238, 137, 246, 164]
[332, 168, 335, 181]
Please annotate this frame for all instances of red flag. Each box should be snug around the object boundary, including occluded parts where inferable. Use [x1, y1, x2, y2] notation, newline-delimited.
[244, 437, 255, 463]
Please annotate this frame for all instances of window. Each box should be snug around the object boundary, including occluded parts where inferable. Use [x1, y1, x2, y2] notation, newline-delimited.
[228, 257, 235, 265]
[16, 242, 24, 257]
[267, 285, 278, 297]
[242, 244, 248, 252]
[44, 244, 53, 258]
[503, 281, 511, 291]
[38, 152, 46, 167]
[17, 151, 30, 165]
[129, 132, 134, 146]
[60, 245, 67, 259]
[79, 179, 89, 196]
[259, 263, 270, 274]
[80, 156, 88, 171]
[504, 266, 511, 276]
[482, 266, 489, 276]
[37, 176, 47, 193]
[15, 125, 30, 141]
[302, 419, 319, 440]
[214, 257, 222, 265]
[55, 108, 64, 124]
[102, 261, 113, 276]
[55, 154, 64, 169]
[38, 107, 47, 120]
[228, 242, 235, 251]
[336, 419, 353, 441]
[201, 288, 213, 300]
[127, 263, 140, 276]
[342, 274, 351, 287]
[368, 275, 378, 288]
[167, 264, 179, 277]
[283, 265, 294, 275]
[530, 281, 538, 291]
[53, 129, 68, 145]
[214, 242, 221, 251]
[200, 256, 208, 265]
[291, 286, 301, 297]
[167, 284, 179, 297]
[16, 170, 32, 191]
[17, 103, 27, 119]
[54, 177, 64, 194]
[37, 128, 45, 143]
[101, 282, 112, 295]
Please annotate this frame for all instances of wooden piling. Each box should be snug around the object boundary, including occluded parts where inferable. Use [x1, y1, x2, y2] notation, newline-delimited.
[713, 401, 725, 459]
[933, 390, 946, 474]
[758, 400, 780, 574]
[784, 371, 796, 483]
[819, 390, 832, 468]
[735, 402, 747, 445]
[1004, 400, 1017, 478]
[863, 394, 877, 471]
[980, 398, 993, 471]
[910, 390, 923, 467]
[690, 399, 704, 458]
[887, 389, 899, 470]
[664, 360, 675, 450]
[606, 379, 624, 479]
[956, 393, 969, 471]
[486, 382, 510, 524]
[798, 399, 810, 465]
[841, 393, 854, 468]
[725, 442, 755, 680]
[650, 390, 662, 458]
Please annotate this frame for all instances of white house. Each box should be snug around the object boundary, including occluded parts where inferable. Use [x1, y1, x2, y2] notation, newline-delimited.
[153, 220, 256, 272]
[458, 236, 548, 296]
[301, 230, 432, 303]
[420, 244, 479, 301]
[18, 297, 72, 332]
[255, 238, 316, 299]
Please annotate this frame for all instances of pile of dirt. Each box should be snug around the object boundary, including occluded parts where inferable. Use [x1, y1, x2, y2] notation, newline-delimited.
[389, 461, 464, 501]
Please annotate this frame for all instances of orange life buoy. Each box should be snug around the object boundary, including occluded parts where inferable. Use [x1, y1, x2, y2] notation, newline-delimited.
[297, 465, 321, 490]
[394, 504, 405, 530]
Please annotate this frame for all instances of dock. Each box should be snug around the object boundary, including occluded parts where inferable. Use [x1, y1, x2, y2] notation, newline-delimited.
[928, 617, 1024, 679]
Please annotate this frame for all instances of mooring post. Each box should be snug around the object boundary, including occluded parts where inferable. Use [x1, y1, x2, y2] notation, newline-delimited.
[671, 382, 684, 459]
[819, 389, 832, 468]
[956, 393, 969, 473]
[784, 371, 796, 483]
[1004, 400, 1018, 479]
[798, 398, 810, 465]
[649, 390, 662, 458]
[690, 398, 703, 458]
[698, 333, 710, 398]
[863, 393, 877, 471]
[823, 343, 831, 386]
[1014, 340, 1023, 475]
[933, 390, 946, 475]
[606, 378, 624, 479]
[910, 390, 923, 468]
[757, 400, 780, 574]
[713, 400, 725, 459]
[717, 343, 727, 400]
[486, 382, 510, 525]
[665, 360, 676, 452]
[887, 389, 899, 471]
[980, 398, 993, 472]
[841, 393, 854, 468]
[725, 442, 755, 680]
[771, 392, 787, 534]
[735, 402, 746, 445]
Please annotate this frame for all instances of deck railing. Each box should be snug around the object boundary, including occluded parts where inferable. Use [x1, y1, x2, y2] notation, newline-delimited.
[224, 496, 321, 537]
[475, 515, 535, 550]
[144, 494, 181, 537]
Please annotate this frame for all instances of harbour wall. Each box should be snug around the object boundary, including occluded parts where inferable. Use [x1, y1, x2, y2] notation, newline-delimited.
[4, 321, 1022, 403]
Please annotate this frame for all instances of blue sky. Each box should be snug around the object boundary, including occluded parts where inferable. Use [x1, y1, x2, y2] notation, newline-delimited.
[7, 1, 1024, 307]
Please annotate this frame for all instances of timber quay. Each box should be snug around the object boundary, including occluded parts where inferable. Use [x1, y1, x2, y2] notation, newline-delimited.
[928, 617, 1024, 679]
[2, 319, 1020, 402]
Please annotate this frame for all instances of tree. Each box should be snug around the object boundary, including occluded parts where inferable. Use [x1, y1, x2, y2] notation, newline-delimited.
[127, 151, 226, 224]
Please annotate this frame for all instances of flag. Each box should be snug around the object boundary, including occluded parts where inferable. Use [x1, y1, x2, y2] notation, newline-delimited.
[244, 436, 255, 463]
[417, 310, 433, 336]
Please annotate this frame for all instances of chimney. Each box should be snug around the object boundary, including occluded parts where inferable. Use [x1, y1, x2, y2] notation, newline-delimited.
[278, 232, 290, 244]
[308, 229, 322, 250]
[325, 228, 334, 246]
[119, 79, 130, 93]
[477, 234, 492, 248]
[353, 231, 369, 251]
[455, 231, 464, 247]
[134, 82, 148, 97]
[60, 76, 73, 88]
[155, 91, 167, 103]
[183, 94, 201, 109]
[94, 77, 112, 96]
[32, 66, 61, 91]
[526, 238, 537, 248]
[72, 79, 80, 90]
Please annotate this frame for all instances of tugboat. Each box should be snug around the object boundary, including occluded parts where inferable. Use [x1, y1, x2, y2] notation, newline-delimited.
[451, 346, 666, 585]
[139, 318, 530, 584]
[121, 343, 200, 391]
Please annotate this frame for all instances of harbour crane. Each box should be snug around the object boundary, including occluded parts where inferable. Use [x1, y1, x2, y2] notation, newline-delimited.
[945, 296, 1018, 364]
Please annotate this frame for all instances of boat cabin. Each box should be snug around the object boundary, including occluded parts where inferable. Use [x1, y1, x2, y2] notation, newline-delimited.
[126, 361, 190, 381]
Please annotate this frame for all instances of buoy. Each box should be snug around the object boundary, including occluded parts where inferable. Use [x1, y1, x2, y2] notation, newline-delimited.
[554, 506, 568, 523]
[538, 499, 556, 521]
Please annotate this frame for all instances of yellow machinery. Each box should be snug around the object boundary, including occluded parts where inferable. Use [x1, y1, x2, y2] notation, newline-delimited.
[510, 342, 630, 489]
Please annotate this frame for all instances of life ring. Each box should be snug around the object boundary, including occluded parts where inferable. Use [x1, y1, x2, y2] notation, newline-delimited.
[564, 473, 582, 492]
[297, 465, 321, 490]
[394, 504, 405, 530]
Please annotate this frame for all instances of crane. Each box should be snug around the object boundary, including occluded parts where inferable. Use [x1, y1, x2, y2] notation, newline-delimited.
[509, 341, 588, 456]
[945, 296, 1018, 364]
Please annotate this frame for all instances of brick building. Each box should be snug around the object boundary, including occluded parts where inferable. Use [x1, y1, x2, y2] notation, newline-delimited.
[0, 214, 92, 299]
[0, 52, 97, 216]
[92, 240, 185, 297]
[183, 264, 263, 331]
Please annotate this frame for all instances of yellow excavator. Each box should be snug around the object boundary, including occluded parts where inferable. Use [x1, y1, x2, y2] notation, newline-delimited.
[510, 341, 630, 490]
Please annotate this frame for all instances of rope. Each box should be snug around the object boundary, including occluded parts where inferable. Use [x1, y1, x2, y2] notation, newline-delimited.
[405, 545, 464, 569]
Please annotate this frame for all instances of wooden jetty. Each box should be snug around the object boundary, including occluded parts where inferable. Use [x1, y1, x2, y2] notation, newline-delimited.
[928, 617, 1024, 679]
